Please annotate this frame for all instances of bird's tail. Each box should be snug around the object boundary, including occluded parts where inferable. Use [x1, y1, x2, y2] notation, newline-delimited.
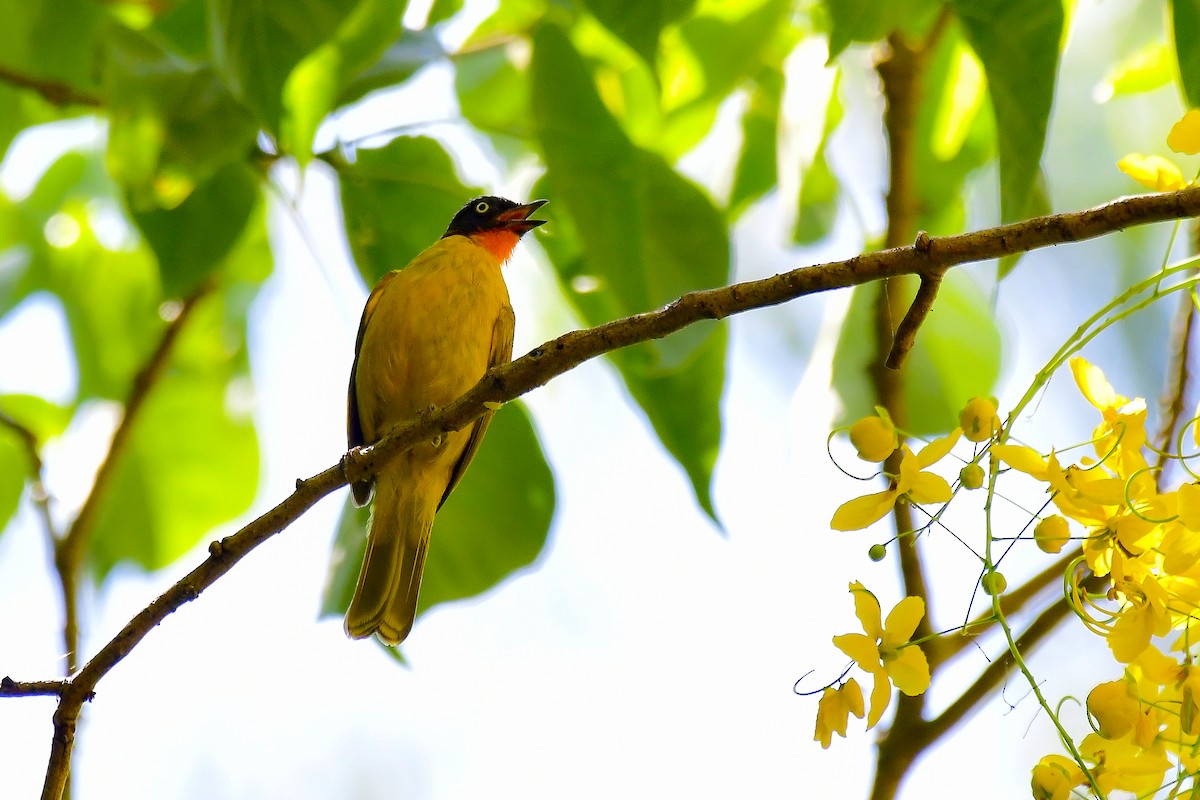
[344, 469, 432, 645]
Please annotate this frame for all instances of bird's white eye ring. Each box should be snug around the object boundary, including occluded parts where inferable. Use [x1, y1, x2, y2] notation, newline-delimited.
[475, 201, 489, 214]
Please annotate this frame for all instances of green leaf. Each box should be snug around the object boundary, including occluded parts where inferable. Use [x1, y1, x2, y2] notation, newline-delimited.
[658, 0, 792, 157]
[0, 394, 70, 537]
[579, 0, 696, 65]
[831, 272, 1002, 436]
[531, 24, 727, 517]
[0, 0, 105, 93]
[953, 0, 1062, 225]
[822, 0, 941, 60]
[1173, 0, 1200, 107]
[321, 402, 555, 624]
[338, 137, 481, 284]
[455, 44, 531, 139]
[89, 293, 259, 579]
[129, 162, 260, 298]
[794, 72, 843, 244]
[911, 24, 995, 237]
[102, 23, 259, 192]
[281, 0, 407, 162]
[338, 27, 444, 107]
[208, 0, 362, 136]
[728, 68, 782, 219]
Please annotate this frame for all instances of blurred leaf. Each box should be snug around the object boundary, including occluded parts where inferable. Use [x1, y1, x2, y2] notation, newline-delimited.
[208, 0, 361, 136]
[0, 394, 71, 537]
[427, 0, 463, 26]
[90, 292, 259, 579]
[338, 27, 444, 106]
[455, 44, 531, 139]
[911, 25, 995, 237]
[954, 0, 1062, 224]
[321, 402, 555, 623]
[339, 136, 480, 284]
[102, 23, 259, 192]
[150, 0, 211, 59]
[1096, 41, 1173, 101]
[1174, 0, 1200, 107]
[580, 0, 696, 65]
[794, 72, 843, 244]
[88, 372, 258, 578]
[532, 24, 727, 517]
[832, 272, 1002, 436]
[658, 0, 791, 157]
[728, 68, 781, 219]
[823, 0, 941, 60]
[0, 0, 105, 93]
[281, 0, 407, 162]
[129, 162, 259, 298]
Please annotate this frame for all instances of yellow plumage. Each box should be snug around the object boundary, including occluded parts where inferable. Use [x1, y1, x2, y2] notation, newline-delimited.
[344, 197, 543, 645]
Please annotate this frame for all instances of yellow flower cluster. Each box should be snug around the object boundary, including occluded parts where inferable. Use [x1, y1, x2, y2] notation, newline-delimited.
[827, 355, 1200, 797]
[815, 582, 930, 747]
[1118, 109, 1200, 191]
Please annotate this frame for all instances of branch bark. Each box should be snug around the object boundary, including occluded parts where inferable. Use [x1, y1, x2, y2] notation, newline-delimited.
[12, 184, 1200, 800]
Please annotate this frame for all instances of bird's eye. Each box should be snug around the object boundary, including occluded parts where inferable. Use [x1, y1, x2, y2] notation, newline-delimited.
[475, 201, 490, 214]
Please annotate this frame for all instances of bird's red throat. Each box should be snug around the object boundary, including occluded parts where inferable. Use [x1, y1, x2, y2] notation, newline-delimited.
[472, 229, 521, 264]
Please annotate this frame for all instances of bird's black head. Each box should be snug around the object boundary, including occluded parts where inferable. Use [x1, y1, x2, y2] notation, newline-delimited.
[442, 196, 548, 238]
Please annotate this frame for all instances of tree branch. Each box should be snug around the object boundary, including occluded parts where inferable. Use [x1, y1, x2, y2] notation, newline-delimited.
[18, 185, 1200, 800]
[0, 64, 102, 108]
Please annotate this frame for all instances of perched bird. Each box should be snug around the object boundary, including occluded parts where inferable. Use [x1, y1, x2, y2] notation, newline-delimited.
[345, 196, 547, 645]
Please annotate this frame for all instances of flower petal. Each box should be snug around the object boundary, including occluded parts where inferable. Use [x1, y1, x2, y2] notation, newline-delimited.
[883, 595, 926, 643]
[916, 429, 961, 468]
[1071, 356, 1119, 411]
[1168, 109, 1200, 155]
[1117, 153, 1186, 191]
[886, 646, 931, 696]
[848, 581, 883, 639]
[832, 633, 882, 672]
[831, 490, 899, 531]
[865, 669, 892, 729]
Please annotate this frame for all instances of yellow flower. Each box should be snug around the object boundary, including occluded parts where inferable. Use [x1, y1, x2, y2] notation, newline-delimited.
[832, 582, 930, 728]
[1031, 755, 1084, 800]
[813, 678, 865, 748]
[1087, 679, 1140, 739]
[1117, 153, 1186, 191]
[831, 431, 960, 531]
[849, 409, 898, 462]
[1107, 577, 1171, 663]
[1168, 109, 1200, 155]
[1080, 729, 1172, 797]
[1070, 356, 1149, 473]
[958, 396, 1001, 443]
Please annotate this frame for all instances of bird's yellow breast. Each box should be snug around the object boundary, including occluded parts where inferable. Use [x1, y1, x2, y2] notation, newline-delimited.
[354, 235, 513, 442]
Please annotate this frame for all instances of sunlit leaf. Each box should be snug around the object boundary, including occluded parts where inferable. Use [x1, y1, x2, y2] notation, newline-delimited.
[580, 0, 695, 65]
[794, 73, 843, 244]
[280, 0, 407, 162]
[101, 23, 259, 193]
[321, 402, 555, 623]
[532, 24, 727, 517]
[1174, 0, 1200, 107]
[823, 0, 941, 60]
[208, 0, 361, 136]
[954, 0, 1062, 225]
[89, 374, 258, 578]
[728, 68, 782, 219]
[832, 272, 1002, 436]
[338, 136, 481, 285]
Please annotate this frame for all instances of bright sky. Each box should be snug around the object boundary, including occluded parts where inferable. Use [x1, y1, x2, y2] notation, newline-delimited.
[0, 1, 1187, 798]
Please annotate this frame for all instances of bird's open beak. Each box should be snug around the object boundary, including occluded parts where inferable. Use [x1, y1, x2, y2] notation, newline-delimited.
[496, 199, 549, 234]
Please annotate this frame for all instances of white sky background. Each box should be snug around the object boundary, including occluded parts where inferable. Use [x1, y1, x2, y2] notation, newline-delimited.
[0, 0, 1191, 798]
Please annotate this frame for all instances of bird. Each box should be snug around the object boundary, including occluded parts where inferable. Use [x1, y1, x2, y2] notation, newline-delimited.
[344, 196, 547, 645]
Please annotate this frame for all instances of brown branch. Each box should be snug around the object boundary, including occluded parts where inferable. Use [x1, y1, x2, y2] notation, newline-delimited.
[1154, 268, 1199, 485]
[18, 185, 1200, 800]
[0, 64, 102, 108]
[886, 262, 944, 369]
[926, 596, 1074, 740]
[52, 285, 212, 678]
[939, 548, 1077, 662]
[0, 677, 89, 701]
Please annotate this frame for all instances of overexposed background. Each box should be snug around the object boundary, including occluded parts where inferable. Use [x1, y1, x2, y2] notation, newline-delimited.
[0, 0, 1188, 797]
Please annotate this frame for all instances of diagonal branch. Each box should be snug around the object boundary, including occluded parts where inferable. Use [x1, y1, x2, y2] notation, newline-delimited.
[0, 64, 102, 108]
[21, 184, 1200, 800]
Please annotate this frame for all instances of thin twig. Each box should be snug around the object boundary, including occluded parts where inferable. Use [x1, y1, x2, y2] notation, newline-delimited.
[0, 64, 102, 108]
[19, 184, 1200, 800]
[1155, 269, 1199, 487]
[886, 263, 944, 369]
